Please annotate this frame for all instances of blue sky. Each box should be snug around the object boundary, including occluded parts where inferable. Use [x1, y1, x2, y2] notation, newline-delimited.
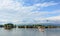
[0, 0, 60, 24]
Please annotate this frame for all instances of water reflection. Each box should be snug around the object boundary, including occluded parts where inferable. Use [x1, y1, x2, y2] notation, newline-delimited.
[0, 28, 60, 36]
[4, 28, 13, 30]
[45, 28, 60, 36]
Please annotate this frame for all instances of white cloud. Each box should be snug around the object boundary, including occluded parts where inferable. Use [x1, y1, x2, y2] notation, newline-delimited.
[46, 16, 60, 24]
[34, 10, 60, 20]
[46, 16, 60, 20]
[0, 0, 60, 24]
[34, 1, 59, 7]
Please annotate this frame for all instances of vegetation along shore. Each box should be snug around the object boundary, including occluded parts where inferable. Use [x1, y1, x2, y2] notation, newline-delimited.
[0, 23, 60, 29]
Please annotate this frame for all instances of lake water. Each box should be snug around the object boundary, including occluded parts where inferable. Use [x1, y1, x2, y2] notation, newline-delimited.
[0, 28, 60, 36]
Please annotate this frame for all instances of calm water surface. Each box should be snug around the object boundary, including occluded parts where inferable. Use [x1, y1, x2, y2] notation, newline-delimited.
[0, 28, 60, 36]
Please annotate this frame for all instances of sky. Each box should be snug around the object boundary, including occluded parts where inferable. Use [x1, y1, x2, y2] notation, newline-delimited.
[0, 0, 60, 24]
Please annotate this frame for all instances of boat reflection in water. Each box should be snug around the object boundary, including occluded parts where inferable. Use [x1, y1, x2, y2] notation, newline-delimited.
[38, 26, 45, 32]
